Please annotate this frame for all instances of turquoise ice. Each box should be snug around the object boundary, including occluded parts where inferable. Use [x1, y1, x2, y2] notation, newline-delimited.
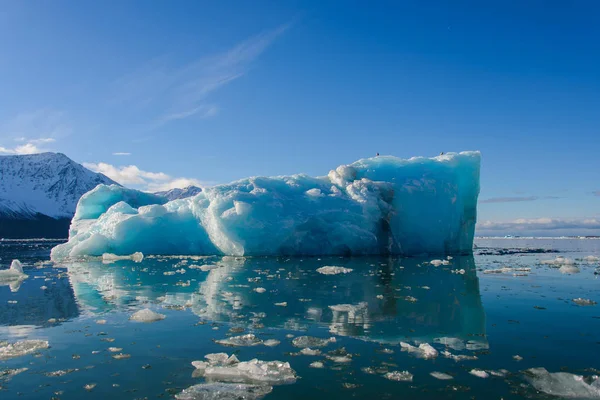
[51, 152, 480, 259]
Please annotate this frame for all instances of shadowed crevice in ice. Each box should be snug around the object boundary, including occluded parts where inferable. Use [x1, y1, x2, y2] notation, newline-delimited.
[51, 152, 480, 259]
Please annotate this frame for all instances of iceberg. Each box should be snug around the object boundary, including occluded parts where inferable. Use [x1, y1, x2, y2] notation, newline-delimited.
[51, 152, 480, 259]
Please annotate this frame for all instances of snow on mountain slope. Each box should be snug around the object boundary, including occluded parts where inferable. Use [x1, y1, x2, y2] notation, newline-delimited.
[0, 152, 117, 219]
[154, 186, 202, 201]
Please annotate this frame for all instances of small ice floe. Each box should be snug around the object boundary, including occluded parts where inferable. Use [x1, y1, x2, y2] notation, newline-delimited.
[541, 256, 575, 266]
[254, 287, 266, 293]
[469, 369, 489, 378]
[434, 337, 465, 351]
[583, 255, 600, 263]
[430, 371, 453, 380]
[572, 298, 597, 306]
[102, 252, 143, 263]
[489, 369, 509, 377]
[483, 267, 531, 275]
[263, 339, 280, 347]
[274, 302, 287, 307]
[513, 355, 523, 361]
[400, 342, 438, 359]
[404, 296, 418, 303]
[108, 347, 122, 352]
[430, 259, 450, 267]
[376, 295, 384, 300]
[0, 260, 29, 292]
[451, 269, 466, 274]
[129, 309, 166, 323]
[191, 353, 297, 384]
[0, 340, 49, 360]
[216, 334, 267, 347]
[199, 264, 219, 271]
[176, 383, 273, 400]
[559, 265, 580, 274]
[112, 353, 131, 360]
[524, 367, 600, 399]
[316, 266, 353, 275]
[84, 383, 97, 391]
[326, 348, 352, 363]
[291, 336, 336, 348]
[441, 350, 478, 362]
[309, 361, 324, 369]
[384, 371, 413, 382]
[298, 348, 321, 356]
[1, 367, 28, 380]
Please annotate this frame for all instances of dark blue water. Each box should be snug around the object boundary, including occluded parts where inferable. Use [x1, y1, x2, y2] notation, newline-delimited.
[0, 239, 599, 399]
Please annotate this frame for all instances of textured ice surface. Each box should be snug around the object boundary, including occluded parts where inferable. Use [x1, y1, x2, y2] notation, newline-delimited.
[291, 336, 336, 348]
[400, 342, 438, 359]
[176, 383, 273, 400]
[430, 371, 453, 380]
[0, 340, 49, 360]
[51, 152, 480, 259]
[102, 252, 144, 263]
[192, 353, 297, 385]
[384, 371, 413, 382]
[524, 368, 600, 398]
[129, 309, 166, 322]
[316, 266, 353, 275]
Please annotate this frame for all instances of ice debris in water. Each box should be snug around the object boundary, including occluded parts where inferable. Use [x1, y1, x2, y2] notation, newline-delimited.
[400, 342, 438, 359]
[430, 371, 453, 380]
[1, 367, 28, 380]
[541, 256, 575, 266]
[102, 252, 143, 263]
[309, 361, 324, 369]
[434, 337, 466, 351]
[583, 255, 600, 262]
[524, 367, 600, 399]
[430, 259, 450, 267]
[191, 353, 297, 384]
[483, 267, 531, 275]
[129, 308, 166, 322]
[441, 350, 478, 362]
[572, 298, 597, 306]
[253, 287, 266, 293]
[469, 369, 489, 378]
[316, 266, 353, 275]
[291, 336, 336, 348]
[176, 383, 273, 400]
[384, 371, 413, 382]
[0, 340, 49, 360]
[50, 152, 481, 260]
[559, 265, 580, 274]
[298, 348, 321, 356]
[0, 260, 29, 291]
[216, 334, 278, 348]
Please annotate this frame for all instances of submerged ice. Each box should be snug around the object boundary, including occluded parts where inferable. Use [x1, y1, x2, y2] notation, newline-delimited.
[51, 152, 480, 259]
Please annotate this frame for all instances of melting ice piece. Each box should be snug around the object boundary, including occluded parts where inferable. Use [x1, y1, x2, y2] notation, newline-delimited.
[384, 371, 413, 382]
[583, 255, 600, 262]
[429, 259, 450, 267]
[559, 265, 580, 274]
[102, 252, 144, 263]
[0, 340, 49, 360]
[176, 383, 273, 400]
[469, 369, 489, 378]
[216, 334, 264, 347]
[434, 337, 466, 351]
[572, 298, 597, 306]
[430, 371, 453, 380]
[192, 353, 297, 384]
[316, 266, 353, 275]
[129, 309, 166, 322]
[524, 368, 600, 399]
[541, 257, 576, 266]
[0, 260, 29, 292]
[51, 152, 481, 260]
[291, 336, 336, 348]
[400, 342, 438, 359]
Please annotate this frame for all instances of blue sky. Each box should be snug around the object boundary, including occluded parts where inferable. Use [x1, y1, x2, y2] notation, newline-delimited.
[0, 1, 599, 236]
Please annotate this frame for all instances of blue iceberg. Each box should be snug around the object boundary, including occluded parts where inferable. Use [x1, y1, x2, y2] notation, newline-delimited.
[50, 152, 480, 260]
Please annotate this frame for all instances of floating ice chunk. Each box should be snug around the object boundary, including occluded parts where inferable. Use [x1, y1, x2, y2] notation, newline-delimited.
[400, 342, 438, 359]
[129, 309, 166, 322]
[430, 259, 450, 267]
[489, 369, 509, 377]
[583, 255, 600, 262]
[434, 337, 465, 351]
[1, 367, 28, 380]
[216, 334, 263, 347]
[274, 302, 287, 307]
[263, 339, 280, 347]
[451, 269, 465, 274]
[384, 371, 413, 382]
[541, 256, 575, 266]
[112, 353, 131, 360]
[441, 350, 478, 362]
[469, 369, 489, 378]
[0, 340, 49, 360]
[316, 266, 353, 275]
[292, 336, 336, 348]
[253, 287, 266, 293]
[176, 383, 273, 400]
[108, 347, 123, 352]
[430, 371, 453, 380]
[513, 355, 523, 361]
[299, 348, 321, 356]
[202, 359, 297, 384]
[45, 368, 78, 377]
[309, 361, 324, 368]
[484, 267, 531, 274]
[0, 260, 29, 292]
[559, 265, 580, 274]
[524, 368, 600, 398]
[572, 298, 597, 306]
[102, 252, 144, 263]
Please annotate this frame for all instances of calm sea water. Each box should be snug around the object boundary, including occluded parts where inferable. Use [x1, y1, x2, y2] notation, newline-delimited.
[0, 238, 599, 399]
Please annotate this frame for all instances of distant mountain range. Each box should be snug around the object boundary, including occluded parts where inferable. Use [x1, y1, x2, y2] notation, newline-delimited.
[0, 152, 201, 239]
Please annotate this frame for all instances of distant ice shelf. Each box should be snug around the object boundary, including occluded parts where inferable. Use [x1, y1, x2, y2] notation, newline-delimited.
[51, 152, 480, 260]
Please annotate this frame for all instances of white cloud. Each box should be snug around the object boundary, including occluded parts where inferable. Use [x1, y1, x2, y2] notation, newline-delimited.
[112, 152, 131, 156]
[112, 23, 289, 126]
[0, 142, 45, 155]
[0, 109, 69, 155]
[83, 162, 210, 192]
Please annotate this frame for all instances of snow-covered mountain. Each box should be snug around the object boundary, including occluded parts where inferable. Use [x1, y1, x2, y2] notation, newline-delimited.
[0, 153, 117, 237]
[154, 185, 202, 201]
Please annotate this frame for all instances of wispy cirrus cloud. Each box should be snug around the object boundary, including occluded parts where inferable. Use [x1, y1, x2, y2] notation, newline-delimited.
[112, 152, 131, 156]
[480, 196, 561, 204]
[83, 162, 213, 192]
[477, 217, 600, 233]
[112, 23, 290, 127]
